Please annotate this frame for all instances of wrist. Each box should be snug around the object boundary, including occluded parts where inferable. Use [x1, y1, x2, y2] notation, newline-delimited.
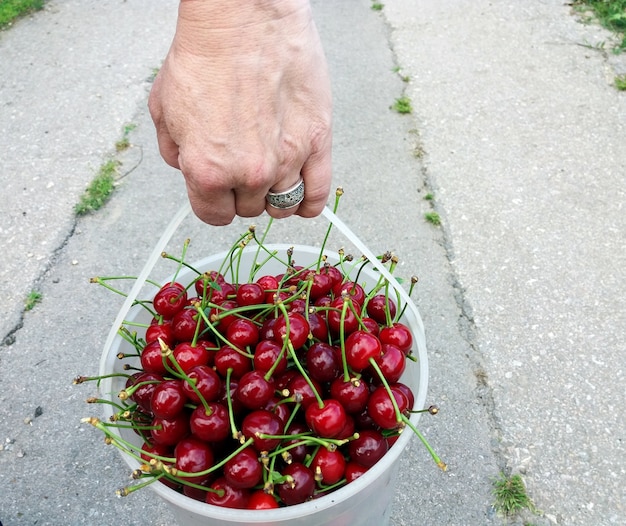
[178, 0, 311, 30]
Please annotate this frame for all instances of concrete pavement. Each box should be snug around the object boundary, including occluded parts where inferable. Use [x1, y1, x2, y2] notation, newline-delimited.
[0, 0, 624, 525]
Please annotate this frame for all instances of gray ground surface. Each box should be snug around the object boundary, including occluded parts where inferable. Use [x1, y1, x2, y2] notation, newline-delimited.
[1, 1, 624, 525]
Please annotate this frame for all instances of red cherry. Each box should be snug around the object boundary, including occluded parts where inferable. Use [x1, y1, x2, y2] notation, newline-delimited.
[253, 339, 288, 376]
[205, 477, 250, 509]
[247, 490, 279, 509]
[241, 410, 284, 452]
[146, 319, 174, 346]
[360, 316, 380, 336]
[327, 297, 362, 336]
[288, 373, 323, 410]
[182, 365, 222, 404]
[189, 403, 230, 443]
[256, 274, 279, 303]
[391, 382, 415, 410]
[236, 370, 274, 410]
[329, 377, 370, 414]
[344, 330, 382, 371]
[344, 460, 369, 482]
[226, 318, 260, 349]
[172, 306, 205, 343]
[174, 436, 214, 484]
[365, 294, 397, 325]
[153, 283, 187, 319]
[306, 342, 341, 383]
[210, 299, 239, 334]
[214, 345, 252, 379]
[128, 371, 163, 412]
[307, 311, 329, 341]
[173, 342, 210, 373]
[140, 442, 173, 463]
[305, 399, 347, 439]
[369, 343, 406, 384]
[276, 462, 315, 505]
[236, 282, 265, 306]
[310, 447, 346, 485]
[150, 412, 190, 446]
[273, 312, 310, 350]
[308, 271, 334, 300]
[379, 322, 413, 355]
[348, 429, 388, 468]
[224, 446, 262, 489]
[320, 264, 343, 287]
[332, 280, 366, 306]
[151, 379, 187, 419]
[366, 385, 408, 430]
[140, 340, 168, 375]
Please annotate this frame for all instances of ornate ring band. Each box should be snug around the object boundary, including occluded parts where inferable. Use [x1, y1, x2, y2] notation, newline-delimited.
[266, 177, 305, 209]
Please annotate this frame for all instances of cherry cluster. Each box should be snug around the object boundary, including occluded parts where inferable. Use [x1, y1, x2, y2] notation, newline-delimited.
[81, 227, 443, 510]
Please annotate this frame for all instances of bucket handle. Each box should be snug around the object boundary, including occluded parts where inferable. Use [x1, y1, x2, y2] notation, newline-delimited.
[99, 202, 426, 372]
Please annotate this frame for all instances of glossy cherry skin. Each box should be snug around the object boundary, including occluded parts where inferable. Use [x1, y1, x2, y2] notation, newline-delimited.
[214, 345, 252, 379]
[276, 462, 316, 505]
[365, 294, 397, 325]
[253, 339, 288, 376]
[310, 447, 346, 485]
[150, 379, 187, 419]
[344, 330, 382, 371]
[326, 297, 362, 336]
[344, 460, 369, 482]
[205, 477, 250, 509]
[305, 399, 347, 439]
[182, 365, 222, 404]
[128, 371, 163, 412]
[366, 386, 409, 430]
[247, 490, 280, 509]
[153, 283, 187, 319]
[369, 343, 406, 384]
[308, 271, 334, 300]
[348, 429, 388, 468]
[173, 342, 211, 373]
[273, 311, 310, 350]
[150, 412, 190, 446]
[174, 436, 214, 484]
[378, 322, 413, 355]
[332, 280, 366, 306]
[236, 282, 265, 306]
[307, 311, 329, 341]
[189, 403, 230, 443]
[329, 377, 370, 414]
[306, 342, 341, 383]
[224, 447, 263, 489]
[236, 370, 274, 410]
[172, 306, 204, 343]
[145, 319, 174, 347]
[140, 340, 168, 375]
[287, 374, 323, 410]
[241, 410, 284, 452]
[226, 318, 260, 349]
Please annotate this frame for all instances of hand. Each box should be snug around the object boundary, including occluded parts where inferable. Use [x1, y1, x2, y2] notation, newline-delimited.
[148, 0, 333, 226]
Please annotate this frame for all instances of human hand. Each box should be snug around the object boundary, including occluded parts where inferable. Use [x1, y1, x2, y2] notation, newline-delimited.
[148, 0, 332, 226]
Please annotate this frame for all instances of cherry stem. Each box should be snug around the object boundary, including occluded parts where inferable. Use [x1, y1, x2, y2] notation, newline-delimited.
[315, 187, 344, 272]
[224, 368, 239, 440]
[400, 414, 447, 471]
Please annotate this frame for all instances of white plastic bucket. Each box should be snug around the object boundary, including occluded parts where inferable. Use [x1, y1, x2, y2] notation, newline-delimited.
[98, 205, 428, 526]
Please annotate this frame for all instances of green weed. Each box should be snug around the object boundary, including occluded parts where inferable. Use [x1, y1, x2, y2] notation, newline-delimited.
[492, 473, 535, 517]
[75, 160, 119, 215]
[24, 290, 42, 311]
[392, 96, 413, 114]
[0, 0, 44, 29]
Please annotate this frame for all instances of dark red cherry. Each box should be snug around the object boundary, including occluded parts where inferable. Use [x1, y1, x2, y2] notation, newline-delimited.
[276, 462, 315, 505]
[348, 429, 388, 468]
[310, 447, 346, 485]
[224, 446, 262, 489]
[344, 330, 382, 371]
[189, 403, 230, 443]
[366, 294, 397, 325]
[378, 322, 413, 355]
[150, 379, 187, 419]
[305, 399, 347, 439]
[153, 283, 187, 319]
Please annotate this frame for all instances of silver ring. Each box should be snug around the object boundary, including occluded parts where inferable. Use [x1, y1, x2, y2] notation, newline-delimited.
[266, 177, 305, 209]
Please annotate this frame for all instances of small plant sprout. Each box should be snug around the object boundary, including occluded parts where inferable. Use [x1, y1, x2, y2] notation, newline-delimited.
[424, 212, 441, 226]
[371, 2, 384, 11]
[492, 473, 535, 517]
[75, 159, 119, 215]
[614, 74, 626, 90]
[25, 290, 42, 311]
[115, 123, 137, 152]
[392, 96, 413, 114]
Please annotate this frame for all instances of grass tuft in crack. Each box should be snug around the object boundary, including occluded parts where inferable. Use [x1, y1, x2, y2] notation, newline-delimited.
[424, 211, 441, 226]
[75, 160, 119, 215]
[24, 290, 42, 311]
[392, 96, 413, 114]
[492, 473, 535, 517]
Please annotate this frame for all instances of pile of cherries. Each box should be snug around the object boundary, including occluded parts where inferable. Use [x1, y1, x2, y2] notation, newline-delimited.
[81, 234, 442, 510]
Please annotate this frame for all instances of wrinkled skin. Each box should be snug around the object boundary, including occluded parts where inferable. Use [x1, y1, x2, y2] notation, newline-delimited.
[149, 0, 333, 225]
